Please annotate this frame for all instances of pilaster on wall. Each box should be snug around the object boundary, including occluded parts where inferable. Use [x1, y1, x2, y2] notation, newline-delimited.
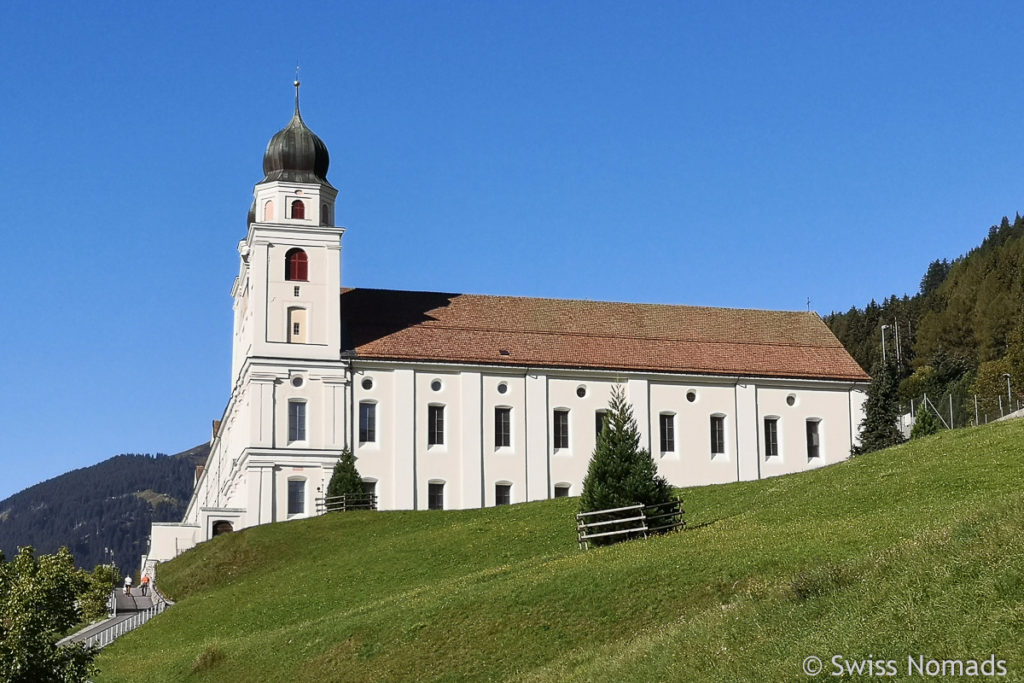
[393, 369, 416, 510]
[735, 381, 759, 481]
[525, 373, 549, 501]
[459, 371, 483, 509]
[320, 375, 348, 449]
[249, 375, 276, 447]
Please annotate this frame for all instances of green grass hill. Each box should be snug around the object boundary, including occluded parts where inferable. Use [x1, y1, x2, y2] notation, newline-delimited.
[96, 420, 1024, 682]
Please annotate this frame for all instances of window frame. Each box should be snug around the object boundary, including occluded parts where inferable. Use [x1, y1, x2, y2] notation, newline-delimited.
[553, 409, 570, 450]
[427, 481, 444, 510]
[494, 406, 511, 448]
[595, 410, 609, 439]
[291, 199, 305, 219]
[495, 482, 511, 506]
[764, 416, 780, 457]
[710, 414, 726, 457]
[806, 419, 821, 459]
[288, 400, 307, 443]
[427, 404, 445, 446]
[659, 412, 675, 453]
[284, 248, 308, 282]
[359, 401, 377, 443]
[287, 478, 305, 516]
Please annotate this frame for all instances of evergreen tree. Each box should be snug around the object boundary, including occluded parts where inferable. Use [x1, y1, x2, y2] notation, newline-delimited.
[910, 407, 940, 439]
[580, 386, 672, 514]
[326, 449, 364, 500]
[856, 362, 906, 454]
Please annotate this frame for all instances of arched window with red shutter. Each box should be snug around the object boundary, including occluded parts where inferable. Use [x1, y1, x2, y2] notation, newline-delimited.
[285, 248, 308, 281]
[291, 200, 305, 220]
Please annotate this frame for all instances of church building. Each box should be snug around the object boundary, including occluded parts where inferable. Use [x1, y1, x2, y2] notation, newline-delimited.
[149, 85, 869, 563]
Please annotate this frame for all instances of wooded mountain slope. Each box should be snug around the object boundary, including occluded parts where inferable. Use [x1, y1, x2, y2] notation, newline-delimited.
[826, 213, 1024, 424]
[0, 444, 208, 570]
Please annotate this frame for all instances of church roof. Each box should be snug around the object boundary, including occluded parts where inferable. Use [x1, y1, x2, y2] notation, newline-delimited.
[340, 288, 870, 382]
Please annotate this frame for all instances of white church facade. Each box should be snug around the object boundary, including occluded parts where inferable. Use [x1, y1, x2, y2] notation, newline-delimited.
[148, 86, 869, 563]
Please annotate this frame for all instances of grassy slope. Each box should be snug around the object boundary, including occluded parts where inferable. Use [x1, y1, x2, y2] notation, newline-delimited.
[97, 420, 1024, 682]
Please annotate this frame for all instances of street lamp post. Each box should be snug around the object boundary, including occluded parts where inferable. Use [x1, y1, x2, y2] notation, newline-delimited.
[881, 324, 889, 364]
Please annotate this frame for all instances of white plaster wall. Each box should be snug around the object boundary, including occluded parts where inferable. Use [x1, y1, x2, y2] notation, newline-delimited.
[482, 374, 527, 506]
[415, 371, 463, 510]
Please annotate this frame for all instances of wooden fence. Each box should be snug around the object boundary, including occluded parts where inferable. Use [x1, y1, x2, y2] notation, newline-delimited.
[316, 493, 378, 513]
[575, 500, 684, 550]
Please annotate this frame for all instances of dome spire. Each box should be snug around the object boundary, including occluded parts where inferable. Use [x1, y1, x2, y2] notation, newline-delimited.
[259, 75, 332, 186]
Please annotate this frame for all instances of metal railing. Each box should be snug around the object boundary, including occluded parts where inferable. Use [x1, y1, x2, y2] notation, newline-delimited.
[316, 493, 378, 513]
[576, 500, 685, 550]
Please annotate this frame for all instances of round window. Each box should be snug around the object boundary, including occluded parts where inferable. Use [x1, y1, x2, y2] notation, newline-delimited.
[361, 377, 373, 391]
[497, 382, 508, 394]
[576, 385, 587, 398]
[431, 379, 442, 392]
[291, 376, 304, 388]
[686, 390, 697, 403]
[786, 394, 796, 407]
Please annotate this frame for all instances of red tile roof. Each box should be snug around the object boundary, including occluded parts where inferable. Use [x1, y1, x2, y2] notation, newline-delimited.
[340, 288, 870, 382]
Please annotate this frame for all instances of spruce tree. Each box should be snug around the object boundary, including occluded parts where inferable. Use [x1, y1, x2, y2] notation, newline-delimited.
[579, 385, 672, 514]
[910, 407, 940, 439]
[326, 449, 364, 502]
[856, 361, 905, 454]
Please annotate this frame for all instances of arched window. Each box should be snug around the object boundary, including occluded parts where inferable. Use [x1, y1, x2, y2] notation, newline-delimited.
[285, 248, 308, 281]
[212, 520, 233, 536]
[320, 203, 330, 225]
[263, 200, 274, 222]
[291, 199, 305, 219]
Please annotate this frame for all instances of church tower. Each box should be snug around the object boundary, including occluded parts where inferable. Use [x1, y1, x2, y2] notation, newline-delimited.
[231, 81, 344, 384]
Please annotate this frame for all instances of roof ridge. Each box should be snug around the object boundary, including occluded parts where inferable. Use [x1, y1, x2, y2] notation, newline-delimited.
[341, 286, 817, 316]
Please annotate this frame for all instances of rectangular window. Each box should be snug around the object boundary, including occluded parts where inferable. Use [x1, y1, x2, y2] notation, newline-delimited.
[554, 484, 570, 498]
[428, 482, 444, 510]
[710, 415, 725, 456]
[293, 285, 300, 297]
[659, 413, 675, 452]
[288, 401, 306, 442]
[806, 420, 820, 459]
[428, 405, 445, 445]
[554, 409, 569, 449]
[287, 479, 305, 515]
[495, 407, 511, 448]
[764, 417, 779, 457]
[361, 480, 376, 497]
[359, 402, 376, 443]
[495, 483, 511, 506]
[595, 410, 608, 438]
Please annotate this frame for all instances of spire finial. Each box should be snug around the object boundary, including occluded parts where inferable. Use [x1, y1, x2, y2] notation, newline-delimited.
[293, 65, 301, 116]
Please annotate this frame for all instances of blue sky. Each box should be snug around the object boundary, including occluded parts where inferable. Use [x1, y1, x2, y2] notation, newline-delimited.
[2, 2, 1023, 501]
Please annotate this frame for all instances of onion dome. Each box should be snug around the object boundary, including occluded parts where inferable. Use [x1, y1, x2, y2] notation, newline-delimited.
[261, 81, 332, 186]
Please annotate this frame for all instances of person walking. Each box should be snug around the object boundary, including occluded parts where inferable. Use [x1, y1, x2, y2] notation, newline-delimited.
[123, 574, 133, 596]
[140, 573, 150, 596]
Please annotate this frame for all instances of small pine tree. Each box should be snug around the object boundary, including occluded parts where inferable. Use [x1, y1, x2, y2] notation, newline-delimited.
[579, 385, 672, 514]
[327, 448, 364, 501]
[910, 407, 940, 439]
[856, 361, 906, 454]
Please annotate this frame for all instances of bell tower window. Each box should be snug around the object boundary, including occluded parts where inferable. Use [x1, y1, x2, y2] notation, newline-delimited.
[290, 200, 305, 219]
[320, 203, 330, 225]
[285, 248, 308, 281]
[263, 200, 274, 222]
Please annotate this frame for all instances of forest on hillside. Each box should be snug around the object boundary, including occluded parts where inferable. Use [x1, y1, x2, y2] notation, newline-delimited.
[0, 445, 208, 570]
[825, 213, 1024, 428]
